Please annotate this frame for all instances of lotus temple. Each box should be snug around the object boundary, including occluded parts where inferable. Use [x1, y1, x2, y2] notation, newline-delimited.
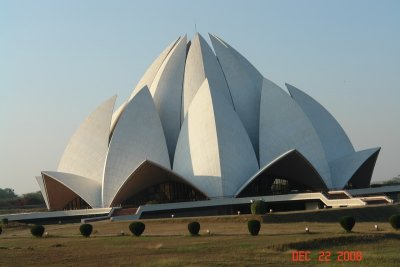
[14, 32, 398, 222]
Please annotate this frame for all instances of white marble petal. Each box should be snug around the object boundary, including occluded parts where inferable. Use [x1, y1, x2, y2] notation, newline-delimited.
[330, 148, 381, 188]
[102, 86, 170, 207]
[209, 34, 261, 157]
[35, 176, 50, 209]
[183, 33, 233, 121]
[129, 37, 180, 100]
[110, 101, 127, 135]
[150, 36, 187, 161]
[174, 79, 259, 198]
[58, 95, 116, 182]
[42, 171, 102, 209]
[260, 78, 331, 187]
[286, 83, 355, 163]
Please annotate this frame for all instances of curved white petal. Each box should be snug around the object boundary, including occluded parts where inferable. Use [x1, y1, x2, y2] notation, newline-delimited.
[150, 36, 187, 161]
[129, 37, 180, 100]
[58, 95, 116, 182]
[110, 101, 127, 135]
[102, 86, 170, 207]
[111, 38, 180, 137]
[330, 148, 381, 189]
[286, 83, 355, 162]
[183, 33, 233, 121]
[260, 78, 331, 186]
[235, 149, 327, 197]
[209, 34, 261, 157]
[35, 176, 50, 209]
[110, 160, 208, 206]
[174, 79, 259, 198]
[210, 34, 263, 91]
[42, 171, 102, 210]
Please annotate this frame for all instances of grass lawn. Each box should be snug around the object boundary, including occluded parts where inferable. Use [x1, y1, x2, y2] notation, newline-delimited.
[1, 215, 400, 266]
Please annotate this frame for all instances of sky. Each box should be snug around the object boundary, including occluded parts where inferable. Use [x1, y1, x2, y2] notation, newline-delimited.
[1, 0, 399, 194]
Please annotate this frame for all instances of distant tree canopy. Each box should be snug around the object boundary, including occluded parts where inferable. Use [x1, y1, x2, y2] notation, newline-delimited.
[0, 188, 17, 200]
[381, 175, 400, 185]
[0, 188, 45, 208]
[371, 174, 400, 187]
[20, 192, 45, 205]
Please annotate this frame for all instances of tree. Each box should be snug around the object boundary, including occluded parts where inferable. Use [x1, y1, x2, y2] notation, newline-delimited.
[251, 200, 266, 215]
[129, 222, 145, 236]
[382, 175, 400, 185]
[0, 188, 17, 199]
[247, 220, 261, 236]
[0, 188, 45, 208]
[21, 191, 44, 205]
[340, 216, 356, 232]
[187, 222, 200, 236]
[79, 224, 93, 237]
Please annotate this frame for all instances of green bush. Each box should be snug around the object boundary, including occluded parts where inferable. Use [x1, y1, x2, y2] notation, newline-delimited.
[129, 222, 145, 236]
[340, 216, 356, 232]
[247, 220, 261, 236]
[389, 214, 400, 230]
[1, 218, 8, 225]
[79, 223, 93, 237]
[30, 225, 45, 237]
[0, 226, 2, 235]
[188, 221, 200, 236]
[251, 200, 266, 215]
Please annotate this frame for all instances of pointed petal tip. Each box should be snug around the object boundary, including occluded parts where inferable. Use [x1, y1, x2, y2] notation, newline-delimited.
[364, 147, 381, 153]
[285, 83, 301, 97]
[285, 83, 294, 88]
[196, 32, 207, 41]
[208, 33, 218, 41]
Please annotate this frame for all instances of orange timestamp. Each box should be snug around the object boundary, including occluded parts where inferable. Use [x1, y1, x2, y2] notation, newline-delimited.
[291, 250, 363, 262]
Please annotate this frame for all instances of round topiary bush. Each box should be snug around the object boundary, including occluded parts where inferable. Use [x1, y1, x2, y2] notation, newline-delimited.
[1, 218, 8, 226]
[340, 216, 356, 232]
[30, 225, 45, 237]
[129, 221, 145, 236]
[79, 223, 93, 237]
[389, 214, 400, 230]
[251, 200, 266, 215]
[188, 221, 200, 236]
[247, 220, 261, 236]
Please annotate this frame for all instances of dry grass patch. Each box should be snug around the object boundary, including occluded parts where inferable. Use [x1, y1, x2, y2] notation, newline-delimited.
[0, 216, 399, 266]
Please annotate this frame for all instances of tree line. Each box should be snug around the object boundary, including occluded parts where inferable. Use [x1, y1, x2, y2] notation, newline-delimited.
[371, 174, 400, 187]
[0, 188, 45, 208]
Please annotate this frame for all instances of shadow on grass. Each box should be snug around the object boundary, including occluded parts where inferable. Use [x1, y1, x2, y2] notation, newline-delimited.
[268, 233, 400, 251]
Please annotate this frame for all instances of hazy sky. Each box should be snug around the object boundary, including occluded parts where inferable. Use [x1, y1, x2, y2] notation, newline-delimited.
[1, 0, 399, 194]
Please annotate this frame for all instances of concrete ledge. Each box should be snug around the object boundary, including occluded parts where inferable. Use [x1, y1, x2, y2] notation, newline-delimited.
[263, 204, 400, 223]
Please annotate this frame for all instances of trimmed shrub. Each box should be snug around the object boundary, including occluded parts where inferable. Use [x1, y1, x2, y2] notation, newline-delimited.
[188, 221, 200, 236]
[79, 223, 93, 237]
[0, 226, 2, 235]
[340, 216, 355, 232]
[129, 222, 145, 236]
[389, 214, 400, 230]
[1, 218, 8, 225]
[30, 225, 45, 237]
[251, 200, 266, 215]
[247, 220, 261, 236]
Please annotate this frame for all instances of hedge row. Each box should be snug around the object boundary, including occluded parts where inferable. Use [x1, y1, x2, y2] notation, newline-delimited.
[7, 214, 400, 238]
